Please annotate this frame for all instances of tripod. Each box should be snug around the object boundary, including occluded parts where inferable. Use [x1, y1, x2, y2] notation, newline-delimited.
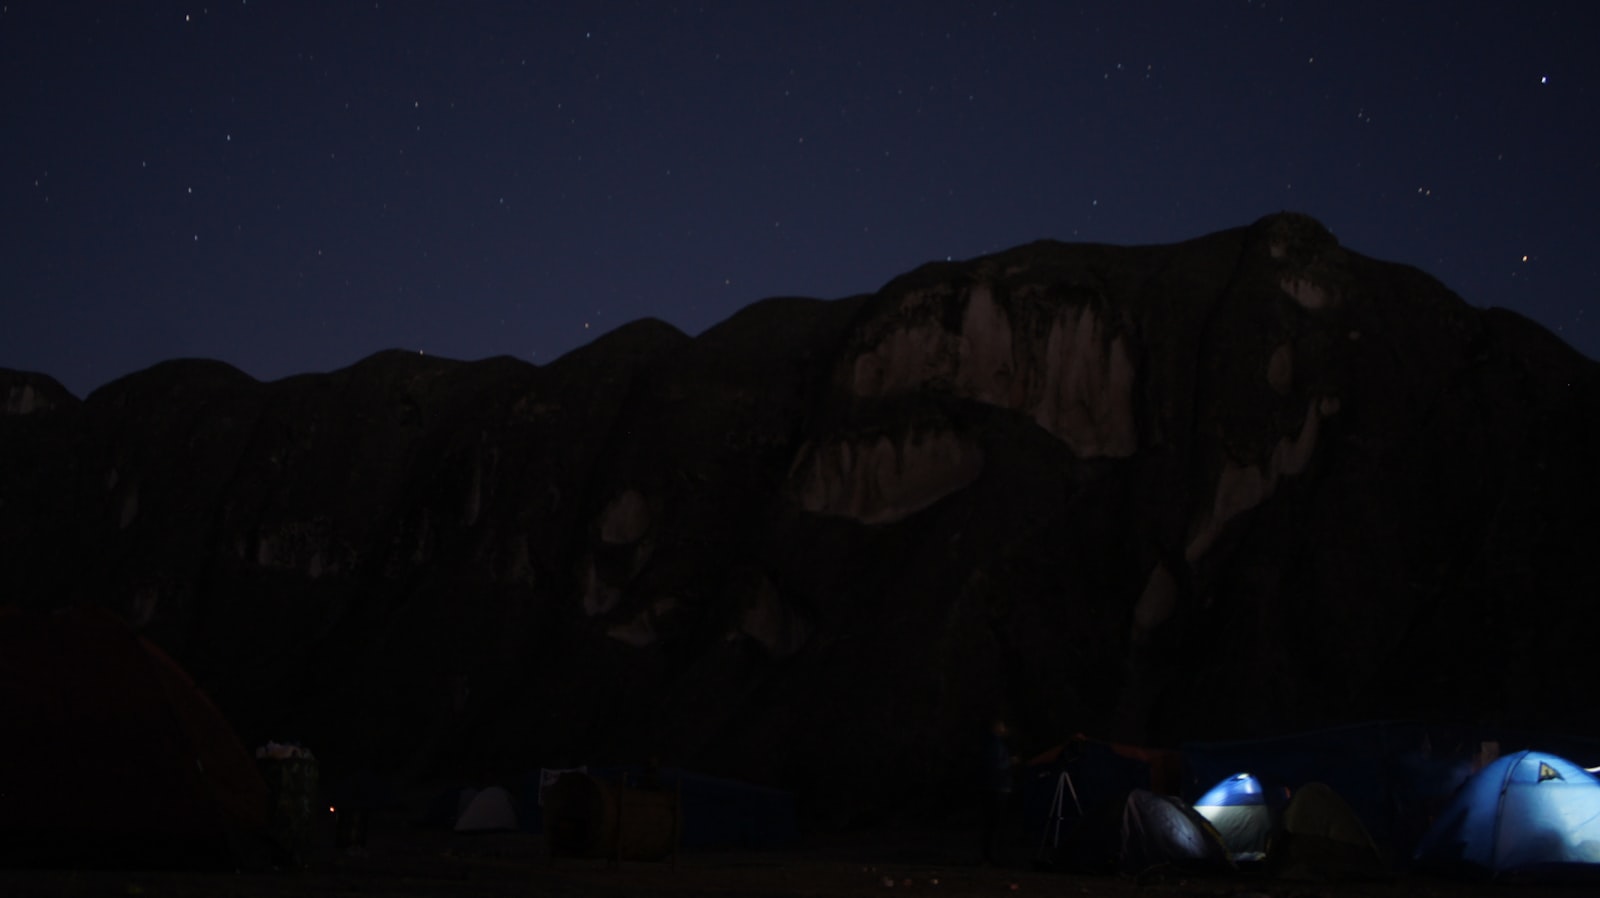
[1036, 769, 1084, 862]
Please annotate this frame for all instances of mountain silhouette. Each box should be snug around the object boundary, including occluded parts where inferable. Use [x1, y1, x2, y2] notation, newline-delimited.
[3, 213, 1596, 818]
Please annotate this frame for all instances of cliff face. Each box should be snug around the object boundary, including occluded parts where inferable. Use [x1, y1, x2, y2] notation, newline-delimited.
[3, 214, 1596, 816]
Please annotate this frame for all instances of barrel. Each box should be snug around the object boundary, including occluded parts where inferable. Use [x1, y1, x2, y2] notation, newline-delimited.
[543, 772, 679, 861]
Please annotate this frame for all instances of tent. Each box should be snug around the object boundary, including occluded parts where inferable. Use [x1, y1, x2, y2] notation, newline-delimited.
[1056, 789, 1232, 875]
[1184, 726, 1398, 853]
[0, 605, 271, 869]
[1414, 750, 1600, 881]
[1274, 782, 1387, 880]
[1192, 772, 1290, 862]
[455, 785, 520, 832]
[1180, 721, 1589, 858]
[1120, 790, 1234, 875]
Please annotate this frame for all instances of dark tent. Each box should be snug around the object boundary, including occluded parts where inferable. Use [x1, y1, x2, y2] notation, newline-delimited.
[1121, 790, 1234, 875]
[1273, 782, 1388, 881]
[1414, 750, 1600, 882]
[0, 606, 271, 869]
[1057, 789, 1232, 875]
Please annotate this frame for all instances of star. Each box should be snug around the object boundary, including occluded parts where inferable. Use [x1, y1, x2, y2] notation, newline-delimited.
[3, 1, 1596, 396]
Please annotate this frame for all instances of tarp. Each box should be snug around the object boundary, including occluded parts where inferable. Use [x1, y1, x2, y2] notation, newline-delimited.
[1028, 736, 1181, 794]
[1414, 750, 1600, 881]
[0, 605, 271, 869]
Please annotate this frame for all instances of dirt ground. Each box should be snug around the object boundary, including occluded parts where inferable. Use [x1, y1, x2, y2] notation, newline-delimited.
[4, 823, 1595, 898]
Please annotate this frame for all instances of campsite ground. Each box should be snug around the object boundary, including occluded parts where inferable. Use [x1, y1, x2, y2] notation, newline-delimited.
[5, 824, 1596, 898]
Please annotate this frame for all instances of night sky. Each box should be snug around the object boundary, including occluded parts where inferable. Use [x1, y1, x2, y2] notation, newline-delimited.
[5, 2, 1596, 399]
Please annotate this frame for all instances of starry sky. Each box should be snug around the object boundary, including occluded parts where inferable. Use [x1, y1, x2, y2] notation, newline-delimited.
[4, 2, 1596, 398]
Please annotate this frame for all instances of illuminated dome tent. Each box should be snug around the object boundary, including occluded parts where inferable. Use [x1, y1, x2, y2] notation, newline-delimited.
[1414, 750, 1600, 881]
[1193, 772, 1290, 862]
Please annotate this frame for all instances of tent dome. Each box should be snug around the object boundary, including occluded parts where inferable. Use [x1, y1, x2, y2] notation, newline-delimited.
[455, 785, 520, 832]
[1197, 772, 1267, 807]
[0, 606, 270, 869]
[1194, 772, 1289, 861]
[1415, 750, 1600, 881]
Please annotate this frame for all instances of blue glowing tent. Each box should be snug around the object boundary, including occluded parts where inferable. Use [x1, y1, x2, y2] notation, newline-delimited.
[1193, 772, 1289, 861]
[1414, 750, 1600, 881]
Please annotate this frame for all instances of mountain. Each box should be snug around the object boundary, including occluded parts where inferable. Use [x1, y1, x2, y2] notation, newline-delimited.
[3, 213, 1596, 820]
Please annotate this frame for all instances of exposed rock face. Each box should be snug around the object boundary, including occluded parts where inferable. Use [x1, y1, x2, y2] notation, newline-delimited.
[3, 214, 1597, 820]
[1, 370, 75, 415]
[787, 423, 984, 525]
[847, 283, 1139, 458]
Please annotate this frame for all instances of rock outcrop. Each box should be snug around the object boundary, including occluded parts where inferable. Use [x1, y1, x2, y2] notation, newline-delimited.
[3, 214, 1596, 819]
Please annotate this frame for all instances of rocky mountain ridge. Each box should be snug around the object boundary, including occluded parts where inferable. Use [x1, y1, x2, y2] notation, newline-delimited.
[4, 213, 1596, 818]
